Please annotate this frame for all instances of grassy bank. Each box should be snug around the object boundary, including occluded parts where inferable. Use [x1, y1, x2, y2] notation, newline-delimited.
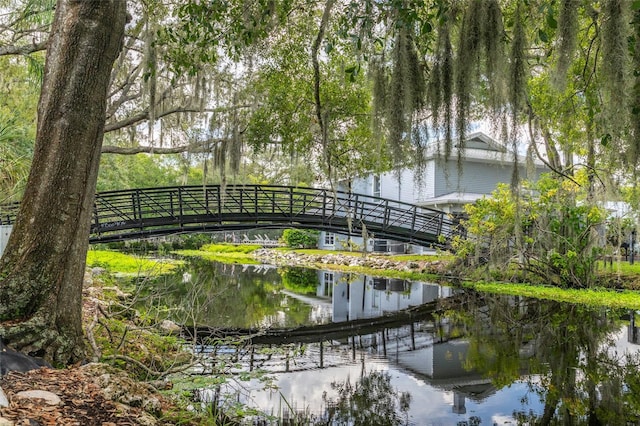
[462, 281, 640, 310]
[172, 242, 261, 264]
[86, 249, 180, 275]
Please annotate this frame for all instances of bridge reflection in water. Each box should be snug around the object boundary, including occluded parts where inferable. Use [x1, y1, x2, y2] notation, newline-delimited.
[187, 266, 490, 418]
[0, 185, 460, 248]
[188, 266, 640, 424]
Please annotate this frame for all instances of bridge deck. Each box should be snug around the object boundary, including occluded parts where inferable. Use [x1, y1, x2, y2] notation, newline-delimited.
[0, 185, 461, 248]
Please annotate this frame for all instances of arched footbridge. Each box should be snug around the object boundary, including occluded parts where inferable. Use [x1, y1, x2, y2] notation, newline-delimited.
[0, 185, 462, 248]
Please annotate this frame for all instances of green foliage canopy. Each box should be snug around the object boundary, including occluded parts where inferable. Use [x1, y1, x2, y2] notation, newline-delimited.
[456, 173, 605, 288]
[281, 229, 320, 249]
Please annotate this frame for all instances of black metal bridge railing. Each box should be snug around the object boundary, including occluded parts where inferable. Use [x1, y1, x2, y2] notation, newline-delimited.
[0, 185, 461, 247]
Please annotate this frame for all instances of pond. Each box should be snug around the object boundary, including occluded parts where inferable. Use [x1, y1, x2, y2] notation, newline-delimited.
[147, 258, 640, 425]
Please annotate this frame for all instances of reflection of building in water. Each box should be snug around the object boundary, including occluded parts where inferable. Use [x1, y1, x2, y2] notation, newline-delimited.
[453, 392, 468, 414]
[340, 326, 500, 414]
[314, 271, 530, 413]
[316, 270, 454, 322]
[395, 338, 497, 413]
[629, 311, 640, 344]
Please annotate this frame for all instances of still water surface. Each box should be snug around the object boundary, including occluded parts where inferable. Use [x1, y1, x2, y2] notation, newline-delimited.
[150, 258, 640, 425]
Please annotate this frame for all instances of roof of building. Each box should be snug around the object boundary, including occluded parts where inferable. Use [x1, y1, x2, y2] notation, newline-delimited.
[419, 192, 485, 208]
[460, 131, 507, 152]
[425, 131, 546, 167]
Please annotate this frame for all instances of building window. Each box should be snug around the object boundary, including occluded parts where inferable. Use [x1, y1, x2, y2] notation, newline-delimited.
[324, 232, 335, 246]
[373, 175, 381, 197]
[324, 272, 334, 287]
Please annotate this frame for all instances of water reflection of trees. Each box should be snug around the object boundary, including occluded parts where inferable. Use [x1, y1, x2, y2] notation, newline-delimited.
[147, 258, 313, 328]
[322, 359, 411, 426]
[461, 291, 640, 425]
[279, 266, 320, 294]
[144, 262, 640, 424]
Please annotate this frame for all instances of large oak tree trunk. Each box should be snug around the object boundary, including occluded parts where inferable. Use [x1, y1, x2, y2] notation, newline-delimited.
[0, 0, 126, 364]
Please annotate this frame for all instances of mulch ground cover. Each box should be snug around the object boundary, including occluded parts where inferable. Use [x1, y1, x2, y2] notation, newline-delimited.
[1, 367, 151, 426]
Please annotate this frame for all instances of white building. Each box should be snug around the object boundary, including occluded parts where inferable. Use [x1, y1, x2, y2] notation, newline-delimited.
[314, 270, 454, 322]
[319, 131, 548, 253]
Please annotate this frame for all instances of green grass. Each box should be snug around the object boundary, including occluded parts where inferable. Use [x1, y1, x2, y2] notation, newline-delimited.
[172, 243, 261, 264]
[462, 280, 640, 309]
[598, 260, 640, 275]
[87, 250, 179, 275]
[387, 253, 454, 262]
[200, 243, 261, 253]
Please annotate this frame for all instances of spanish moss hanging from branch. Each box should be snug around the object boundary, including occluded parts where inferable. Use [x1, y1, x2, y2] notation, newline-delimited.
[454, 0, 484, 166]
[144, 17, 158, 146]
[454, 0, 506, 169]
[371, 58, 388, 156]
[429, 19, 454, 159]
[629, 8, 640, 169]
[386, 27, 426, 167]
[483, 0, 505, 103]
[554, 0, 579, 90]
[601, 0, 630, 143]
[508, 0, 527, 186]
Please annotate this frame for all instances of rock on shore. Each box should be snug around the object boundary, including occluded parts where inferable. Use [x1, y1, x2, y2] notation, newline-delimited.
[252, 248, 448, 274]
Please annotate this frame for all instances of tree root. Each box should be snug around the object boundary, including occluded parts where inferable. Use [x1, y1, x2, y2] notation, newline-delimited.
[0, 315, 85, 366]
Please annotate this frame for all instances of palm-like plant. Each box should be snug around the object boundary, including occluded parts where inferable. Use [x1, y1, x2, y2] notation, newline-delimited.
[0, 116, 33, 203]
